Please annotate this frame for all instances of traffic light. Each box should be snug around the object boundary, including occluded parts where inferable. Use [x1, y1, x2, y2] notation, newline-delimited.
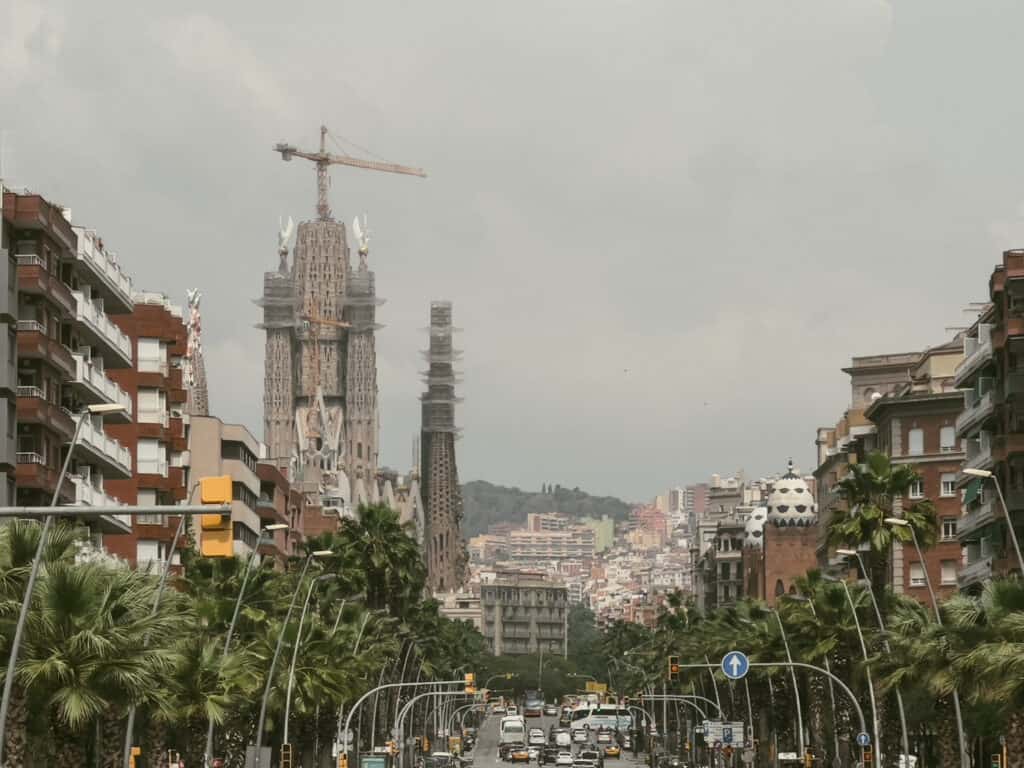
[423, 737, 431, 752]
[506, 673, 514, 679]
[804, 750, 814, 768]
[991, 755, 1002, 768]
[200, 475, 233, 557]
[414, 737, 423, 753]
[281, 743, 293, 768]
[386, 740, 398, 755]
[337, 756, 349, 768]
[129, 747, 141, 768]
[863, 747, 873, 763]
[465, 672, 476, 694]
[668, 655, 680, 681]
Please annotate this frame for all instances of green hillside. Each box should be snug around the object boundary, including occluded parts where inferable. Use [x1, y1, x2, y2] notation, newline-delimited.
[460, 480, 632, 537]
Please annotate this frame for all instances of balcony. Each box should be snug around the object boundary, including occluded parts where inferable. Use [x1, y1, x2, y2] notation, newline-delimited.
[16, 258, 76, 316]
[71, 228, 133, 313]
[958, 499, 996, 542]
[16, 321, 75, 378]
[70, 353, 132, 420]
[67, 475, 131, 534]
[138, 409, 169, 428]
[957, 556, 993, 591]
[71, 291, 132, 367]
[15, 453, 74, 504]
[956, 381, 996, 437]
[74, 417, 132, 478]
[961, 431, 995, 476]
[138, 458, 169, 477]
[16, 390, 75, 439]
[953, 324, 994, 388]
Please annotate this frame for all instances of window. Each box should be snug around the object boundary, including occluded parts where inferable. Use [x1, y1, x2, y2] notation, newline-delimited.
[909, 481, 924, 499]
[137, 388, 165, 423]
[942, 517, 958, 541]
[908, 428, 924, 456]
[137, 438, 166, 475]
[909, 563, 926, 587]
[941, 560, 958, 585]
[940, 426, 956, 452]
[136, 489, 165, 525]
[232, 481, 257, 511]
[941, 473, 956, 497]
[981, 536, 993, 558]
[232, 522, 259, 549]
[221, 441, 257, 472]
[137, 338, 165, 373]
[6, 402, 13, 439]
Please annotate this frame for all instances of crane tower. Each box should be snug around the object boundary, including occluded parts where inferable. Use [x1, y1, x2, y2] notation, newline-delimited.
[257, 125, 425, 517]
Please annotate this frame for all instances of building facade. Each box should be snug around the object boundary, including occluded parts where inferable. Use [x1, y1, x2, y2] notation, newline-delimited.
[954, 250, 1024, 589]
[103, 294, 190, 568]
[188, 415, 264, 558]
[0, 190, 18, 505]
[480, 572, 568, 656]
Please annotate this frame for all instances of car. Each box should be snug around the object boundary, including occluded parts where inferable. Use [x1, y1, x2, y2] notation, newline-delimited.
[603, 745, 620, 759]
[572, 729, 588, 744]
[551, 730, 572, 748]
[492, 703, 506, 714]
[620, 737, 632, 751]
[507, 706, 519, 716]
[528, 747, 540, 760]
[529, 729, 546, 747]
[539, 746, 562, 765]
[508, 744, 531, 763]
[544, 705, 559, 716]
[574, 761, 597, 768]
[555, 753, 574, 767]
[595, 730, 612, 745]
[578, 749, 603, 768]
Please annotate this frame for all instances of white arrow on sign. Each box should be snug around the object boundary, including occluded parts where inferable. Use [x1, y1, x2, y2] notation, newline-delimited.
[721, 650, 749, 679]
[729, 655, 741, 675]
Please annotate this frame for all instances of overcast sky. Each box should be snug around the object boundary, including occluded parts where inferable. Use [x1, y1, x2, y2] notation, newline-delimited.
[4, 0, 1024, 501]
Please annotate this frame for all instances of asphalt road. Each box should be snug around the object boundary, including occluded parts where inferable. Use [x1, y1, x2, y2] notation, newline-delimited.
[470, 713, 647, 768]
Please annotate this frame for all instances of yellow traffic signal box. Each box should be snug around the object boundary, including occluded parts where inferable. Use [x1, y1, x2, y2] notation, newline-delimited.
[200, 475, 234, 557]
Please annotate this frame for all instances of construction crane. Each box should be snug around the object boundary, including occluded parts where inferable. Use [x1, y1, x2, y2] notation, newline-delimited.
[299, 304, 351, 439]
[274, 125, 427, 221]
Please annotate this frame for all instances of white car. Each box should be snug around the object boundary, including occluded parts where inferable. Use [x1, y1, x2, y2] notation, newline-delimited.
[555, 753, 574, 766]
[529, 729, 546, 747]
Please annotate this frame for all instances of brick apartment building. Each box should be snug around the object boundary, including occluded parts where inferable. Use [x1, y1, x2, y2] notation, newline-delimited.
[0, 193, 17, 505]
[815, 341, 966, 601]
[103, 294, 190, 568]
[4, 190, 136, 542]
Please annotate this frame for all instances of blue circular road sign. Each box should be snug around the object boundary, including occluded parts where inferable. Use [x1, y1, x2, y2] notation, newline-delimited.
[856, 732, 871, 747]
[721, 651, 749, 680]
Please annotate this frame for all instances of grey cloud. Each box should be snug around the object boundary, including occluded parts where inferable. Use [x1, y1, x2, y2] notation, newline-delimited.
[4, 0, 1022, 499]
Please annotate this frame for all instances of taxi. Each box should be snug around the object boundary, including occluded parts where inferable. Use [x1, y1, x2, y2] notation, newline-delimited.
[508, 744, 531, 763]
[603, 744, 621, 759]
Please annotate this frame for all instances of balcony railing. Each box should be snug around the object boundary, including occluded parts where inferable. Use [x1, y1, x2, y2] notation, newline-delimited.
[16, 320, 45, 335]
[72, 354, 133, 416]
[73, 230, 133, 307]
[16, 452, 44, 465]
[138, 459, 169, 477]
[956, 385, 996, 436]
[958, 499, 996, 541]
[15, 254, 44, 269]
[69, 474, 125, 508]
[954, 323, 995, 387]
[138, 409, 169, 427]
[963, 431, 994, 473]
[76, 418, 132, 475]
[16, 385, 44, 400]
[71, 290, 132, 363]
[957, 556, 993, 589]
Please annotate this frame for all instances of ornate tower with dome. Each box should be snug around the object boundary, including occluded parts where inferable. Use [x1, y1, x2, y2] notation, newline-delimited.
[742, 461, 821, 605]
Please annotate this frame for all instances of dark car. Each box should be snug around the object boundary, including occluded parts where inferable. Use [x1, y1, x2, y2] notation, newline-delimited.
[539, 746, 561, 765]
[578, 748, 604, 768]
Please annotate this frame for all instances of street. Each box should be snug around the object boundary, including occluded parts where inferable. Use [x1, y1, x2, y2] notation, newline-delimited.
[468, 713, 648, 768]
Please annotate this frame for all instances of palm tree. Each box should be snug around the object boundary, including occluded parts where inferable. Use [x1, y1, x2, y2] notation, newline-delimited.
[827, 451, 938, 598]
[0, 520, 85, 765]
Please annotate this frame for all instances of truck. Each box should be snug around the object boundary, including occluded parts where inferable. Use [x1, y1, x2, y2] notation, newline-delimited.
[523, 690, 544, 718]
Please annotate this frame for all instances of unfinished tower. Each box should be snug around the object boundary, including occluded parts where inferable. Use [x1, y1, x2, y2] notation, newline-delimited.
[421, 301, 466, 591]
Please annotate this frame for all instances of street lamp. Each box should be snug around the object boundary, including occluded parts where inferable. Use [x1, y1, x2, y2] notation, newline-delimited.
[253, 549, 333, 766]
[283, 573, 338, 746]
[835, 548, 911, 764]
[767, 610, 805, 756]
[0, 402, 127, 767]
[962, 468, 1024, 574]
[202, 524, 289, 767]
[821, 575, 881, 766]
[883, 519, 968, 768]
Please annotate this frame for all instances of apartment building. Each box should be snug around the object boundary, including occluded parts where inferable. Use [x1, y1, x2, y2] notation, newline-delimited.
[188, 415, 264, 557]
[255, 461, 295, 561]
[954, 250, 1024, 590]
[480, 571, 568, 656]
[103, 294, 190, 568]
[0, 191, 17, 505]
[865, 339, 964, 599]
[507, 526, 596, 561]
[5, 190, 134, 540]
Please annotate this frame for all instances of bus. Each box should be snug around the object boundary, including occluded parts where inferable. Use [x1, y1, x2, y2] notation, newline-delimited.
[568, 706, 632, 732]
[499, 715, 527, 745]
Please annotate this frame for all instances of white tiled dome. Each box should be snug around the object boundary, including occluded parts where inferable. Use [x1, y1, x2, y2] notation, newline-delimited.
[766, 460, 817, 527]
[744, 506, 768, 548]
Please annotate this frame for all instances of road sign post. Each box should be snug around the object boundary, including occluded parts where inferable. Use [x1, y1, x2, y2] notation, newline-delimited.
[857, 733, 871, 748]
[721, 651, 750, 680]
